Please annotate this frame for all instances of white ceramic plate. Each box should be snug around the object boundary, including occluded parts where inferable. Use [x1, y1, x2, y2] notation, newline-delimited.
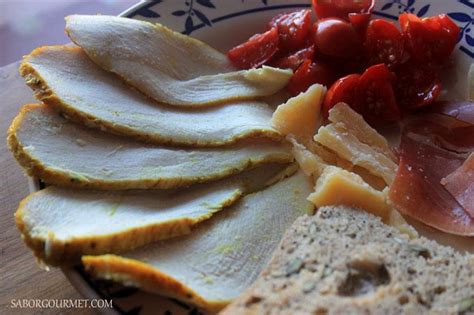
[27, 0, 473, 314]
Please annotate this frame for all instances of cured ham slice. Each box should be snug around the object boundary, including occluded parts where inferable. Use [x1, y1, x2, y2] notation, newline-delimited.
[389, 132, 474, 236]
[20, 46, 281, 146]
[8, 104, 292, 190]
[428, 101, 474, 125]
[82, 172, 313, 312]
[16, 164, 291, 266]
[404, 118, 474, 153]
[65, 15, 292, 107]
[441, 153, 474, 218]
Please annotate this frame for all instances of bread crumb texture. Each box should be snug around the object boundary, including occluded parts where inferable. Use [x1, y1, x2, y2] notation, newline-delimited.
[221, 206, 474, 315]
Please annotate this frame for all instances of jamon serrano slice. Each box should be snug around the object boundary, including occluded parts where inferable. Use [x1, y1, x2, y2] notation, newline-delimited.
[65, 15, 292, 107]
[389, 132, 474, 236]
[441, 153, 474, 218]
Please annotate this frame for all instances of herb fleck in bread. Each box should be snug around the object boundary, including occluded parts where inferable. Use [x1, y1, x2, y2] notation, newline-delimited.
[221, 206, 474, 315]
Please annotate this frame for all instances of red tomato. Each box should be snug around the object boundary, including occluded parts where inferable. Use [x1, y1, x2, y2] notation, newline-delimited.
[313, 18, 361, 59]
[396, 61, 442, 110]
[349, 12, 371, 34]
[322, 73, 361, 117]
[227, 27, 279, 69]
[357, 64, 401, 126]
[364, 19, 404, 69]
[270, 45, 315, 71]
[269, 9, 312, 51]
[312, 0, 374, 20]
[287, 59, 337, 95]
[399, 13, 460, 64]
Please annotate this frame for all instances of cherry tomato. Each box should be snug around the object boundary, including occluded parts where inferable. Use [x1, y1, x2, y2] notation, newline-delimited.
[269, 9, 312, 51]
[323, 73, 361, 117]
[227, 27, 279, 69]
[399, 13, 460, 64]
[349, 12, 371, 34]
[312, 0, 374, 20]
[396, 61, 442, 110]
[357, 64, 401, 126]
[287, 59, 337, 95]
[313, 18, 361, 59]
[270, 45, 315, 71]
[364, 19, 404, 69]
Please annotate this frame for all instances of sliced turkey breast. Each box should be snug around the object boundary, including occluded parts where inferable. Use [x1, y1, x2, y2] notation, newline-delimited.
[20, 46, 282, 146]
[82, 171, 313, 312]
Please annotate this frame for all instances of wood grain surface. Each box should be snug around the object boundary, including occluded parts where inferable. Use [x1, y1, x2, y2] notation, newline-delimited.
[0, 62, 95, 315]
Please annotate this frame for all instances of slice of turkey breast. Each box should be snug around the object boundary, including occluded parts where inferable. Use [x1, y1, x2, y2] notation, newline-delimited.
[65, 15, 292, 107]
[16, 163, 292, 266]
[8, 104, 292, 190]
[19, 46, 282, 146]
[82, 171, 314, 312]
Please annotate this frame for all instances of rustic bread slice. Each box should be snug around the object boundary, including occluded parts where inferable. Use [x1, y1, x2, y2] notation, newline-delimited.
[82, 171, 314, 312]
[221, 206, 474, 315]
[19, 46, 282, 146]
[8, 104, 291, 190]
[65, 15, 292, 107]
[16, 163, 291, 266]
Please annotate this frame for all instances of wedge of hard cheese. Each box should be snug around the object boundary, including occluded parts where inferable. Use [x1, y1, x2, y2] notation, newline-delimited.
[82, 171, 314, 312]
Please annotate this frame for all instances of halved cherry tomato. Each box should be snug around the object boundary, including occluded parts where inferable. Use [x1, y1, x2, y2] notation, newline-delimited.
[364, 19, 404, 69]
[227, 27, 279, 69]
[270, 45, 315, 71]
[396, 61, 442, 110]
[287, 59, 337, 95]
[269, 9, 312, 51]
[313, 18, 361, 59]
[323, 73, 361, 117]
[357, 64, 401, 126]
[399, 13, 460, 64]
[312, 0, 374, 20]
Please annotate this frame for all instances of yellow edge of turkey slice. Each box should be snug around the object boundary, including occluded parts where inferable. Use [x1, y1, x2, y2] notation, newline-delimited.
[82, 171, 313, 312]
[16, 188, 241, 267]
[15, 163, 293, 267]
[19, 46, 283, 147]
[8, 104, 292, 190]
[65, 15, 292, 107]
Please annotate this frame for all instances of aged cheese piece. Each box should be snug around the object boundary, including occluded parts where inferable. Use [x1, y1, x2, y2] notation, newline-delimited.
[82, 172, 314, 312]
[288, 137, 326, 177]
[8, 104, 292, 190]
[307, 166, 392, 222]
[328, 103, 396, 162]
[16, 164, 290, 266]
[271, 84, 326, 143]
[314, 123, 397, 185]
[65, 15, 292, 107]
[20, 46, 281, 146]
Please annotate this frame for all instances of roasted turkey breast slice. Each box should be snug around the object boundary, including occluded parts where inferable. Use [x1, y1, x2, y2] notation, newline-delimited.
[20, 46, 282, 146]
[82, 171, 313, 312]
[8, 104, 292, 190]
[65, 15, 292, 107]
[16, 163, 292, 266]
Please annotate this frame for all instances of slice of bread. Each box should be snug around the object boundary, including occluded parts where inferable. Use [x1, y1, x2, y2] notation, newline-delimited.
[221, 206, 474, 315]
